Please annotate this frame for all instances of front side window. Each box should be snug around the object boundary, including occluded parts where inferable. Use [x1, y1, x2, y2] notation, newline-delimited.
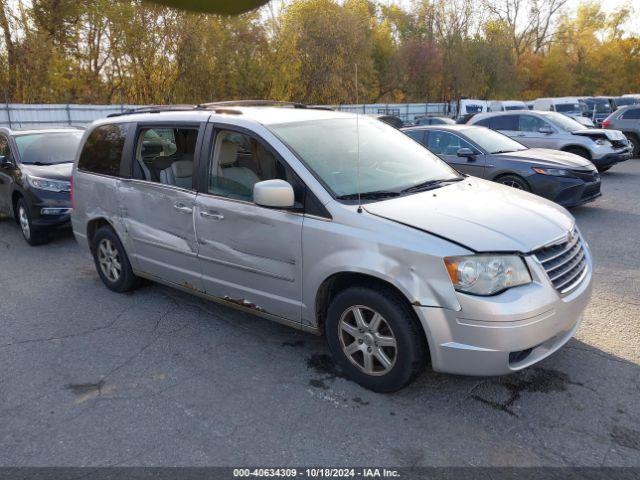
[78, 124, 128, 177]
[519, 115, 548, 133]
[209, 130, 300, 204]
[427, 131, 475, 155]
[15, 132, 83, 165]
[269, 117, 459, 198]
[133, 127, 199, 189]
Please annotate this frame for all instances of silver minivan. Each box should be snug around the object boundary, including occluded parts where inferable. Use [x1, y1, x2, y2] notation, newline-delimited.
[71, 103, 593, 392]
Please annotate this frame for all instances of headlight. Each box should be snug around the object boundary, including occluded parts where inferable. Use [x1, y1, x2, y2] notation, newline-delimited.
[594, 138, 611, 146]
[26, 175, 70, 192]
[532, 167, 575, 177]
[444, 255, 532, 295]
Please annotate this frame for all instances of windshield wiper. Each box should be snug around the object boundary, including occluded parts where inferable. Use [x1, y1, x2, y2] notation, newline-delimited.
[492, 150, 518, 154]
[336, 190, 400, 200]
[401, 177, 463, 194]
[23, 161, 71, 166]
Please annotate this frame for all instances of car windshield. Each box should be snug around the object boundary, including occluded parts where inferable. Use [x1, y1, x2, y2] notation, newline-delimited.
[555, 103, 581, 113]
[583, 100, 612, 114]
[462, 127, 527, 154]
[544, 112, 586, 131]
[15, 132, 83, 165]
[504, 105, 526, 111]
[269, 117, 460, 198]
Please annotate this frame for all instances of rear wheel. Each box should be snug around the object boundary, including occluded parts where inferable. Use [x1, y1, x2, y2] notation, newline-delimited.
[91, 226, 139, 292]
[325, 286, 427, 392]
[16, 198, 50, 246]
[496, 174, 530, 192]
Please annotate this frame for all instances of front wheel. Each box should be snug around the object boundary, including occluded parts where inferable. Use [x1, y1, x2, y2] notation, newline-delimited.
[496, 175, 530, 192]
[16, 198, 50, 246]
[628, 136, 639, 157]
[91, 226, 139, 293]
[325, 286, 427, 392]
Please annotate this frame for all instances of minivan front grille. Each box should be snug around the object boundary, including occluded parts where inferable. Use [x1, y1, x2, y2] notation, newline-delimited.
[533, 229, 588, 295]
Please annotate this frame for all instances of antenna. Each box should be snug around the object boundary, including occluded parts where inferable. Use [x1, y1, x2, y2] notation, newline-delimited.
[355, 64, 363, 214]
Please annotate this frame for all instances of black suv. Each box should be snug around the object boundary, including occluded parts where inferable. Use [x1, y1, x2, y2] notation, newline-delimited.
[0, 127, 84, 245]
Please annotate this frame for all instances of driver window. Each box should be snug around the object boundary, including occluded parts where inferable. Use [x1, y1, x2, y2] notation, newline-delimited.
[209, 130, 301, 204]
[519, 115, 547, 132]
[427, 131, 474, 156]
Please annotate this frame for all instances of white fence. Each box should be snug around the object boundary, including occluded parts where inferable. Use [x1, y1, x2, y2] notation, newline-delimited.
[0, 104, 141, 128]
[0, 102, 453, 128]
[332, 103, 452, 121]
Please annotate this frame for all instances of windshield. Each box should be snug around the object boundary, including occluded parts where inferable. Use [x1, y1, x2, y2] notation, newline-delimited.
[583, 99, 612, 114]
[544, 112, 586, 131]
[269, 117, 460, 198]
[554, 103, 582, 113]
[462, 127, 527, 154]
[505, 105, 526, 111]
[15, 132, 83, 165]
[615, 97, 638, 107]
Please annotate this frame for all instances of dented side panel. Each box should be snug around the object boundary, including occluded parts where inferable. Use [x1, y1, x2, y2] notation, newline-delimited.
[119, 180, 203, 291]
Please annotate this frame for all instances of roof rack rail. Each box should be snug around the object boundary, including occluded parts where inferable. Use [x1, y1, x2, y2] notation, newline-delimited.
[107, 105, 196, 118]
[197, 100, 307, 109]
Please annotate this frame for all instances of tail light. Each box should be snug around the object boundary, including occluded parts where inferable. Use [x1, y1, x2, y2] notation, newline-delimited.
[602, 119, 611, 129]
[69, 176, 74, 210]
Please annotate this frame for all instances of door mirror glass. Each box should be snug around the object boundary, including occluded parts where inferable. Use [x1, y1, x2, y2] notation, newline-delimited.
[253, 179, 295, 208]
[457, 147, 475, 157]
[538, 126, 554, 135]
[0, 155, 6, 164]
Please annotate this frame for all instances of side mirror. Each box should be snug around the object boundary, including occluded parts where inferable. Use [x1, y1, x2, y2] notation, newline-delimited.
[0, 155, 11, 167]
[457, 147, 476, 157]
[538, 126, 554, 135]
[253, 179, 295, 209]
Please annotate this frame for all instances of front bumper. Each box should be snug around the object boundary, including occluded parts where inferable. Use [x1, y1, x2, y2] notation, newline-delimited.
[414, 252, 593, 376]
[24, 189, 71, 228]
[592, 148, 633, 168]
[529, 173, 601, 208]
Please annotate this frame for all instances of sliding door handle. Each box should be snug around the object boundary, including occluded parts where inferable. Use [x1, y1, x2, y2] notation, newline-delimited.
[200, 211, 224, 220]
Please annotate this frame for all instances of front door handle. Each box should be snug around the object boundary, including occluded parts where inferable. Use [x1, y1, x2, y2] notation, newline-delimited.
[200, 211, 224, 220]
[173, 202, 193, 214]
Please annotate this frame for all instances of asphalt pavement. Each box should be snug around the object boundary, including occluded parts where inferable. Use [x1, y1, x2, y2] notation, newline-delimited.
[0, 161, 639, 467]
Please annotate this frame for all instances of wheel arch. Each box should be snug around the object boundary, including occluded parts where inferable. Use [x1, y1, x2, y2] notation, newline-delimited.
[86, 217, 116, 249]
[561, 144, 592, 159]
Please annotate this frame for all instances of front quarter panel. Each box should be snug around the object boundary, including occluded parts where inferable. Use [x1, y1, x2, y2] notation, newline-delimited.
[301, 202, 471, 326]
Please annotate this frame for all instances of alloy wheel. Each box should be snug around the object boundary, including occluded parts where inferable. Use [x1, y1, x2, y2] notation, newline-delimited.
[338, 305, 397, 376]
[501, 180, 523, 189]
[18, 206, 30, 240]
[97, 238, 122, 283]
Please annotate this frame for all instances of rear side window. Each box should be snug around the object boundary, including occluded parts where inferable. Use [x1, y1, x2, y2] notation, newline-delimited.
[473, 118, 491, 128]
[78, 124, 128, 177]
[490, 115, 518, 131]
[405, 130, 426, 145]
[622, 108, 640, 120]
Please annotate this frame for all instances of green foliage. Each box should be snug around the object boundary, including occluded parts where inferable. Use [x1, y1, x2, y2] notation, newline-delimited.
[0, 0, 637, 104]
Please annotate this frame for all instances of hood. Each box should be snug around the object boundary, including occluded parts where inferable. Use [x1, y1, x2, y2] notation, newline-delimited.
[571, 128, 626, 142]
[20, 162, 73, 181]
[567, 115, 594, 127]
[497, 148, 594, 169]
[364, 178, 574, 253]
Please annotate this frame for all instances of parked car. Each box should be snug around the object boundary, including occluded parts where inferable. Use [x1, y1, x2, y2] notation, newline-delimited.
[580, 97, 613, 126]
[414, 116, 455, 126]
[468, 111, 633, 171]
[533, 97, 595, 127]
[453, 98, 489, 120]
[72, 103, 592, 392]
[402, 125, 601, 208]
[0, 127, 84, 245]
[602, 104, 640, 156]
[488, 100, 528, 112]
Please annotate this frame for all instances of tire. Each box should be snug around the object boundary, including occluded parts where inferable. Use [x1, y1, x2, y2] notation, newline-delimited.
[325, 286, 428, 392]
[496, 174, 530, 192]
[91, 225, 139, 293]
[564, 147, 591, 160]
[627, 135, 640, 157]
[15, 198, 50, 246]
